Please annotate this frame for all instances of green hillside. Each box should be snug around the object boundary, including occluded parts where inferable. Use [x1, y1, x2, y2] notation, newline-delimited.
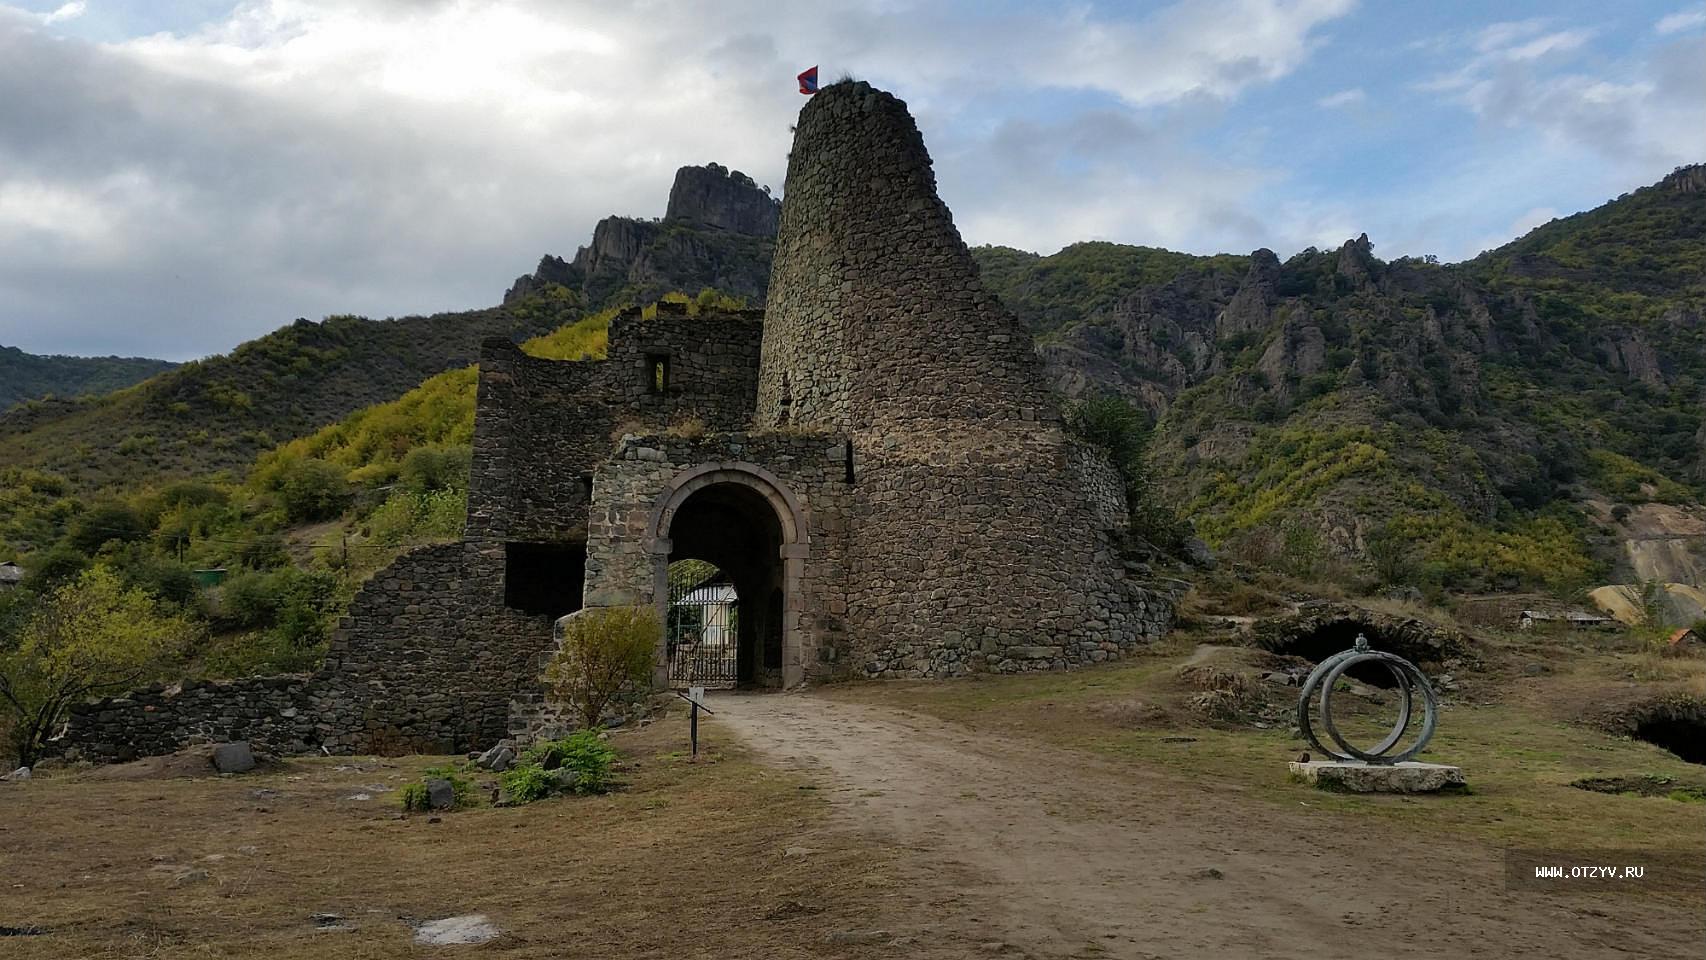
[0, 345, 176, 411]
[0, 294, 581, 495]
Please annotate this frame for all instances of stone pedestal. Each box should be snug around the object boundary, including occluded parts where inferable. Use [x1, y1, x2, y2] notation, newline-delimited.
[1289, 760, 1465, 793]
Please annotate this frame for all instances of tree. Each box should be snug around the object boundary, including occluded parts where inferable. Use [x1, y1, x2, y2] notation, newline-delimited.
[543, 606, 660, 729]
[0, 567, 194, 766]
[66, 502, 149, 554]
[278, 458, 350, 523]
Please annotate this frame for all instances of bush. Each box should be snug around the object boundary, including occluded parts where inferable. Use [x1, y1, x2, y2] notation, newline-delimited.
[276, 458, 350, 523]
[522, 730, 617, 794]
[1, 567, 196, 765]
[398, 445, 471, 494]
[66, 502, 149, 554]
[499, 763, 556, 804]
[399, 765, 476, 812]
[398, 782, 429, 811]
[544, 607, 660, 729]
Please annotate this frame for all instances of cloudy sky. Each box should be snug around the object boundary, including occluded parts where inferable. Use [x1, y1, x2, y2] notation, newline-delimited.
[2, 0, 1702, 361]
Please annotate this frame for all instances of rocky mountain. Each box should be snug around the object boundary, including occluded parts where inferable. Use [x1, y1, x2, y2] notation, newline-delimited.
[0, 345, 176, 411]
[972, 164, 1706, 593]
[505, 162, 778, 308]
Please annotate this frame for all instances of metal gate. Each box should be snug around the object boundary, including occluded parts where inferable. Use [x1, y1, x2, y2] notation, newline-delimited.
[666, 561, 738, 688]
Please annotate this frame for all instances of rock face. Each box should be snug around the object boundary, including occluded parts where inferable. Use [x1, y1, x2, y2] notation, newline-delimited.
[665, 163, 780, 235]
[503, 163, 779, 308]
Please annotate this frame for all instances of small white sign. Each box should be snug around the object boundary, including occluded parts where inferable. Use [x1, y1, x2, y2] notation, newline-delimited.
[688, 685, 707, 708]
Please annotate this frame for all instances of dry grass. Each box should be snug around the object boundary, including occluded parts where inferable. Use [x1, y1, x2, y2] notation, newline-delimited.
[0, 710, 930, 959]
[822, 629, 1706, 896]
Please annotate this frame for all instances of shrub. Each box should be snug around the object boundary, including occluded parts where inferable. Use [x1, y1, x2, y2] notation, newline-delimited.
[544, 607, 660, 729]
[399, 765, 476, 812]
[66, 502, 149, 554]
[522, 730, 617, 795]
[276, 458, 350, 523]
[398, 782, 429, 812]
[0, 567, 195, 765]
[398, 444, 471, 494]
[499, 763, 556, 804]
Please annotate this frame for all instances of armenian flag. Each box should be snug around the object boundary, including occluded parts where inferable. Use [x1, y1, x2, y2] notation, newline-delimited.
[798, 65, 818, 95]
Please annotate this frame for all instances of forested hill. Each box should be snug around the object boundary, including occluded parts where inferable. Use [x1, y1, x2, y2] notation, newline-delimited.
[0, 346, 176, 411]
[0, 298, 579, 493]
[973, 163, 1706, 592]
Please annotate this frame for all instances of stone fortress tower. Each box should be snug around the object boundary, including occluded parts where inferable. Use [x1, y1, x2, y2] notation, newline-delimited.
[60, 81, 1173, 762]
[756, 81, 1163, 676]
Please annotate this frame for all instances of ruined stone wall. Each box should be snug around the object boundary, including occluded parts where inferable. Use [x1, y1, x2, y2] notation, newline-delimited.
[468, 306, 763, 543]
[60, 676, 317, 762]
[60, 542, 561, 761]
[581, 432, 852, 682]
[313, 541, 558, 753]
[603, 304, 764, 431]
[759, 82, 1171, 677]
[467, 337, 609, 542]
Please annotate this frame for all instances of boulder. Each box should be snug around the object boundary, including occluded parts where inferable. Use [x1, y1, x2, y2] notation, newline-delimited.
[2, 766, 30, 782]
[425, 778, 457, 811]
[1181, 537, 1216, 569]
[475, 744, 515, 772]
[210, 742, 256, 774]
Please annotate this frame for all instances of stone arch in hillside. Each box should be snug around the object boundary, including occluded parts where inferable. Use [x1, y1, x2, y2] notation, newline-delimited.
[644, 463, 811, 688]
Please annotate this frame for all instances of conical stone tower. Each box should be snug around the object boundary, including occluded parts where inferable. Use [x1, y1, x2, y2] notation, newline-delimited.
[759, 82, 1169, 676]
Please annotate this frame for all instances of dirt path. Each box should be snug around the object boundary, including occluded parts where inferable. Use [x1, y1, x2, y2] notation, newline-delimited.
[713, 692, 1701, 960]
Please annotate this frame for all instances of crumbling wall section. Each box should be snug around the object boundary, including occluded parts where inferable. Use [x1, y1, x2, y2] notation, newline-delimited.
[60, 676, 318, 762]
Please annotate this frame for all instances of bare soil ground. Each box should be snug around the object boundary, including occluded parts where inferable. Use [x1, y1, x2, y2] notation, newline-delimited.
[713, 657, 1706, 959]
[0, 713, 965, 959]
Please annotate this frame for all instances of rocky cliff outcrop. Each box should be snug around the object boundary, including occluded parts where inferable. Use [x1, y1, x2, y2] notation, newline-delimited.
[504, 163, 779, 308]
[665, 163, 780, 235]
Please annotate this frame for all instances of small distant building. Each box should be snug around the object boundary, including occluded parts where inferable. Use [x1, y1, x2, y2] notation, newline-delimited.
[0, 561, 22, 589]
[1668, 627, 1702, 649]
[1519, 609, 1613, 630]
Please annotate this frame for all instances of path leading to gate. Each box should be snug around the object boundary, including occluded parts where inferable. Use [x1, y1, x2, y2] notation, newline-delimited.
[713, 692, 1695, 960]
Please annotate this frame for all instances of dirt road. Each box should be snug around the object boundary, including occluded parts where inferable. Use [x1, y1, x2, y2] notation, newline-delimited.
[713, 692, 1701, 959]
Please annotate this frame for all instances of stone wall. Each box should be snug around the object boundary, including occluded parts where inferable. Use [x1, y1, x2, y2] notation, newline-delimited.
[61, 676, 316, 762]
[59, 542, 562, 761]
[581, 432, 852, 684]
[467, 305, 763, 543]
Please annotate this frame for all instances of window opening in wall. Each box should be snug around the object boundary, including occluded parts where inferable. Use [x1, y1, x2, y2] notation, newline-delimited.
[646, 353, 669, 394]
[503, 542, 586, 620]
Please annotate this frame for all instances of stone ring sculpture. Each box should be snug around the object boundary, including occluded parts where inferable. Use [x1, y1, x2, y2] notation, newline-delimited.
[1296, 634, 1438, 764]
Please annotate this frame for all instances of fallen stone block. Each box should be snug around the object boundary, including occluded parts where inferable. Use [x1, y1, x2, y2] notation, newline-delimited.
[210, 742, 256, 774]
[1289, 760, 1466, 794]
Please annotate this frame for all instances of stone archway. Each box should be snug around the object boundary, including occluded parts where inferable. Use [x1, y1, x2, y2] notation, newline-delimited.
[645, 464, 810, 689]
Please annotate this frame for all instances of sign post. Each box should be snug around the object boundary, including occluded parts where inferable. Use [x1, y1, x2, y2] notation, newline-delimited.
[676, 686, 714, 758]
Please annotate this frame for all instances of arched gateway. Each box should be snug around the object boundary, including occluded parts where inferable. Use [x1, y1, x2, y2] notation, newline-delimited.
[644, 463, 810, 689]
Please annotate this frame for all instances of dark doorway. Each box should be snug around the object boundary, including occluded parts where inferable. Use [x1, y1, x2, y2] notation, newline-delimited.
[665, 482, 785, 689]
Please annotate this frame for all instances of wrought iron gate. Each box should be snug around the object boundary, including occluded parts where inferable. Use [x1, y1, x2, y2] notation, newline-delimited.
[666, 562, 738, 688]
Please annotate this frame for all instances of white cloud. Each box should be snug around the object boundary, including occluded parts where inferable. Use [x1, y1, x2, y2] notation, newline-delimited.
[40, 1, 84, 25]
[1316, 87, 1365, 108]
[1655, 7, 1706, 34]
[0, 0, 1357, 358]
